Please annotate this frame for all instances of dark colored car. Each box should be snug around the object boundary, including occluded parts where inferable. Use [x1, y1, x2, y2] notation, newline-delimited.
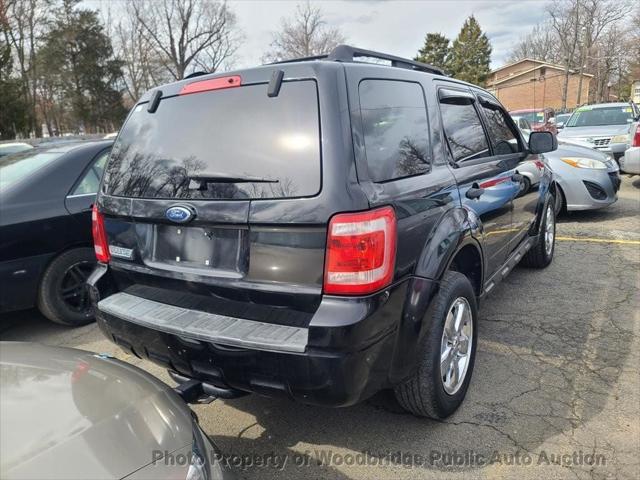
[0, 141, 111, 325]
[90, 46, 558, 418]
[509, 107, 558, 135]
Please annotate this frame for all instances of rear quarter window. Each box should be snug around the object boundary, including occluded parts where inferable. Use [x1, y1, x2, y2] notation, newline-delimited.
[358, 80, 431, 182]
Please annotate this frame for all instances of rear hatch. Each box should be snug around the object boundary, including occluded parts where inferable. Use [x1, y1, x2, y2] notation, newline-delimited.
[98, 70, 346, 327]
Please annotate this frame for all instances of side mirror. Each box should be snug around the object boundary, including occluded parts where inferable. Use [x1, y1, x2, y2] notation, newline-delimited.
[529, 131, 557, 154]
[557, 122, 565, 130]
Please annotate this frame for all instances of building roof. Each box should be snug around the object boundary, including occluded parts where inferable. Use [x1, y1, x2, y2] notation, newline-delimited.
[489, 58, 546, 74]
[487, 60, 593, 87]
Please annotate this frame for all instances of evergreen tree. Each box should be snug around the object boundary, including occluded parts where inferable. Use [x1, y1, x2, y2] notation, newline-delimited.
[38, 0, 126, 133]
[414, 33, 450, 69]
[447, 16, 492, 85]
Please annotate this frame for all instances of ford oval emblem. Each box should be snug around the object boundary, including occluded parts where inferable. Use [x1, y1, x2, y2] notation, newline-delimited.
[165, 205, 195, 223]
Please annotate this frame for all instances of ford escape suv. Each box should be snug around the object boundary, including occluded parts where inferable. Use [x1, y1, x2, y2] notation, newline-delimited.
[89, 46, 558, 419]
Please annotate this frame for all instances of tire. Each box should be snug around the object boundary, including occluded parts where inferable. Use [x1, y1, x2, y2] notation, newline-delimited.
[520, 176, 531, 195]
[553, 184, 565, 217]
[37, 248, 97, 326]
[521, 196, 555, 268]
[394, 271, 478, 418]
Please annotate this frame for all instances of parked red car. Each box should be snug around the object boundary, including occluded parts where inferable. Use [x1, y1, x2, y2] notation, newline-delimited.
[509, 108, 557, 135]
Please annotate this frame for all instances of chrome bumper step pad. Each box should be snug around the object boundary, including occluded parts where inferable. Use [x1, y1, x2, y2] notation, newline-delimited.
[98, 292, 308, 353]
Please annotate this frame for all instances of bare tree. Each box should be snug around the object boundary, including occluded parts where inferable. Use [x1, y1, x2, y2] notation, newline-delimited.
[132, 0, 240, 81]
[1, 0, 48, 136]
[546, 0, 632, 109]
[262, 2, 346, 63]
[548, 0, 582, 110]
[112, 5, 173, 103]
[508, 22, 562, 64]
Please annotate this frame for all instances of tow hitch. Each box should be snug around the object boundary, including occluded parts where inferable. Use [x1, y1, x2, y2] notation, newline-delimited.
[170, 370, 249, 404]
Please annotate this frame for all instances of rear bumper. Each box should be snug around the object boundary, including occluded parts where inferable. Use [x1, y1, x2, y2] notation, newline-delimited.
[89, 265, 436, 407]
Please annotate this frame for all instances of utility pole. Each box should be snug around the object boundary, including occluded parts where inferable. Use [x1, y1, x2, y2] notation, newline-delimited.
[577, 25, 588, 105]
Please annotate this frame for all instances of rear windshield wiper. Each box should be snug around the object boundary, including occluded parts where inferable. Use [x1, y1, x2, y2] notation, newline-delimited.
[188, 173, 279, 190]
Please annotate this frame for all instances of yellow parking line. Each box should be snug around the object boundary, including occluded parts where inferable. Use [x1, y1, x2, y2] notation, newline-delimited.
[556, 236, 640, 245]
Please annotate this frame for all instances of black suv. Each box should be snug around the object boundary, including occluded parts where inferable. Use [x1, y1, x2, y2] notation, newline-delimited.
[90, 46, 558, 418]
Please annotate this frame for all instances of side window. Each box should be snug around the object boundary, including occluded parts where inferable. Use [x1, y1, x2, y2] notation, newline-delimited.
[479, 101, 522, 155]
[71, 151, 109, 195]
[439, 96, 490, 163]
[359, 80, 430, 182]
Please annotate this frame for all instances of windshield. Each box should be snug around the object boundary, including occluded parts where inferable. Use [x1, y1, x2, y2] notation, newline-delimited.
[566, 106, 633, 127]
[0, 149, 69, 190]
[512, 111, 544, 124]
[104, 80, 321, 200]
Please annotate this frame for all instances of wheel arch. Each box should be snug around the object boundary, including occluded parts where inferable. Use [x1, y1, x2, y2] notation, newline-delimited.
[37, 242, 95, 292]
[389, 207, 485, 384]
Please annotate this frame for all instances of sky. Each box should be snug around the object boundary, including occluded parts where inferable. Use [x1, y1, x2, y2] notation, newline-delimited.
[85, 0, 550, 70]
[229, 0, 550, 69]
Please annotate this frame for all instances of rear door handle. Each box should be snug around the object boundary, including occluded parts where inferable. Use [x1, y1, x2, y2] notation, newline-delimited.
[466, 186, 485, 199]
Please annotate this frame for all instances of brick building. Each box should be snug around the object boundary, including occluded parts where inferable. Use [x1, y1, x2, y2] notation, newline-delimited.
[486, 59, 593, 112]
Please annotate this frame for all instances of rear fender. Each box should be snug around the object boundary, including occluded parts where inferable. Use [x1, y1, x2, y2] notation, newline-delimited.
[414, 206, 482, 281]
[389, 207, 483, 384]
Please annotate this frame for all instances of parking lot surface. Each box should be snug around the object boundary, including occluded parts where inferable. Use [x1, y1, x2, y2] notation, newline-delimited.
[2, 176, 639, 480]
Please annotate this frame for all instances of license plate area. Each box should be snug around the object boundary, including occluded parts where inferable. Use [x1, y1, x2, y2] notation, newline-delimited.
[148, 225, 247, 277]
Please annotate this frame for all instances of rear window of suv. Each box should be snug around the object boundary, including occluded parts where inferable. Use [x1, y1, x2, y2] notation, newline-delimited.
[103, 80, 320, 200]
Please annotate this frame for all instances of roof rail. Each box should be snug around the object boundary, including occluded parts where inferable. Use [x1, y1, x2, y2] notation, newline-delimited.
[267, 44, 445, 76]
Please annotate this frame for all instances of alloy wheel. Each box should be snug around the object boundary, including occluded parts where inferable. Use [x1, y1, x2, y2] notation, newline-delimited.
[440, 297, 473, 395]
[545, 205, 555, 256]
[58, 261, 94, 314]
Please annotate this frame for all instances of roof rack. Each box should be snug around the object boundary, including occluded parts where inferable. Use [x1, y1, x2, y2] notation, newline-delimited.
[268, 44, 445, 76]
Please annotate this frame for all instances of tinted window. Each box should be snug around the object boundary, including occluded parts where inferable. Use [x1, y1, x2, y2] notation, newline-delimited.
[359, 80, 430, 182]
[439, 97, 489, 163]
[104, 80, 320, 199]
[480, 101, 522, 155]
[71, 151, 109, 195]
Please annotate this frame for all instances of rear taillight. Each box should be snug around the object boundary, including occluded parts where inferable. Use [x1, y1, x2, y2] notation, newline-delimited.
[323, 206, 396, 295]
[633, 125, 640, 147]
[92, 204, 110, 263]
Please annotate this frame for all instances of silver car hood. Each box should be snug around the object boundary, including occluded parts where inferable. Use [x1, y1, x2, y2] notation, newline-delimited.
[558, 124, 630, 139]
[0, 342, 194, 480]
[549, 141, 610, 161]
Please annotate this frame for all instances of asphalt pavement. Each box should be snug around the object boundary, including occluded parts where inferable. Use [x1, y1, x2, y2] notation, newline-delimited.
[2, 175, 639, 480]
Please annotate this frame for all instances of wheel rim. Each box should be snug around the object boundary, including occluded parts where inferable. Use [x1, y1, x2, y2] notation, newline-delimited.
[544, 205, 555, 256]
[440, 297, 473, 395]
[58, 261, 94, 315]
